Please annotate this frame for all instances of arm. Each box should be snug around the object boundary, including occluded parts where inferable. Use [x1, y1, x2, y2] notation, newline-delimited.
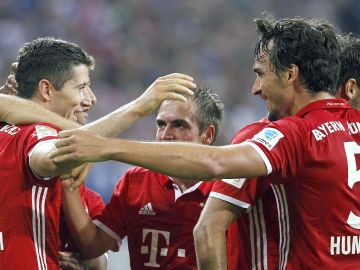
[61, 182, 117, 259]
[0, 94, 80, 128]
[51, 130, 268, 181]
[28, 73, 196, 177]
[194, 197, 240, 270]
[0, 73, 195, 137]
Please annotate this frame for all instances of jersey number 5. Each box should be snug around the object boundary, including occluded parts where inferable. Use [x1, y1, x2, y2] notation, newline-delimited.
[344, 142, 360, 230]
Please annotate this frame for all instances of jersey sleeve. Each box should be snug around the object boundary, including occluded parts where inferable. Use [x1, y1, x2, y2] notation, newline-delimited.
[246, 118, 306, 181]
[93, 172, 130, 248]
[84, 187, 105, 219]
[23, 122, 61, 182]
[210, 119, 273, 209]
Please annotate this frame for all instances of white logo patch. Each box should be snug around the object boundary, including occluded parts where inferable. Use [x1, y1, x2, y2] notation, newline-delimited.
[252, 128, 284, 150]
[222, 178, 246, 189]
[35, 125, 58, 140]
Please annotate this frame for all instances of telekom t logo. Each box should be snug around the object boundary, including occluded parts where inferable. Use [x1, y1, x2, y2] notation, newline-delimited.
[141, 229, 170, 267]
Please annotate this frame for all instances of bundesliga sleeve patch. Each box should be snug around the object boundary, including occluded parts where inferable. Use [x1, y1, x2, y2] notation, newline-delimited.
[252, 127, 284, 150]
[35, 125, 58, 140]
[222, 178, 246, 189]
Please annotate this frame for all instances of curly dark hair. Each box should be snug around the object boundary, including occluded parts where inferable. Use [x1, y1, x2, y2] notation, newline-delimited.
[254, 16, 340, 95]
[336, 33, 360, 89]
[16, 37, 95, 99]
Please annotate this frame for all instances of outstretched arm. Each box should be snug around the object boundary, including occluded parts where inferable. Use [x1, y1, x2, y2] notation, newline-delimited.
[28, 73, 196, 177]
[194, 197, 241, 270]
[1, 73, 195, 137]
[50, 129, 268, 183]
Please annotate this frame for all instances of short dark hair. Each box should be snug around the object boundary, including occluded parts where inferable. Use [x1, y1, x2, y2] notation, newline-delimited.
[254, 16, 340, 95]
[336, 33, 360, 89]
[16, 37, 95, 99]
[191, 86, 224, 144]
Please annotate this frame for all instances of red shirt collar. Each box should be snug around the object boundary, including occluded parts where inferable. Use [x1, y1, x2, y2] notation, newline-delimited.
[296, 98, 350, 118]
[160, 176, 214, 196]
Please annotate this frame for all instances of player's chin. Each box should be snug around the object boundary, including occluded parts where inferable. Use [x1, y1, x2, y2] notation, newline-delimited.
[74, 112, 88, 125]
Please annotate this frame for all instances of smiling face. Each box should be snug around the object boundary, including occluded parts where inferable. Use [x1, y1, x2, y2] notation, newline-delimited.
[252, 51, 294, 121]
[50, 64, 96, 124]
[156, 99, 206, 144]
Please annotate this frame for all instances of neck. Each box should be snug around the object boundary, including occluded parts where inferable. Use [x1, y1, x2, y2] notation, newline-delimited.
[172, 178, 199, 192]
[291, 90, 334, 116]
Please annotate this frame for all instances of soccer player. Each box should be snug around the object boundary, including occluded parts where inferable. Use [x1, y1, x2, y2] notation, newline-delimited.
[197, 33, 360, 270]
[0, 37, 195, 270]
[60, 86, 224, 269]
[50, 17, 360, 269]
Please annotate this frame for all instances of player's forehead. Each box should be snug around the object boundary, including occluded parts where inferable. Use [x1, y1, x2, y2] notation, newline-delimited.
[157, 100, 196, 121]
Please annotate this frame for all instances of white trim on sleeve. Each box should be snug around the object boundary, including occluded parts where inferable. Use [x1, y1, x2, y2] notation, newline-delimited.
[210, 191, 251, 212]
[93, 219, 122, 249]
[244, 141, 272, 174]
[28, 139, 57, 181]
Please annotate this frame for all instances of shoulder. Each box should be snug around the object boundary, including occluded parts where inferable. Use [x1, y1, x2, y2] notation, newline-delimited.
[126, 166, 166, 178]
[231, 117, 270, 144]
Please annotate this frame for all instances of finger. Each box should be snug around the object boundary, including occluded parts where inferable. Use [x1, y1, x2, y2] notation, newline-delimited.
[10, 62, 18, 74]
[74, 163, 92, 184]
[158, 73, 194, 81]
[58, 129, 77, 139]
[69, 177, 86, 192]
[60, 172, 73, 180]
[163, 92, 188, 102]
[160, 78, 197, 89]
[7, 76, 18, 89]
[49, 146, 75, 159]
[161, 84, 195, 97]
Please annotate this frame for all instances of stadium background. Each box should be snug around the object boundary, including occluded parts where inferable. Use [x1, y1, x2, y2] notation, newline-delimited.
[0, 0, 359, 269]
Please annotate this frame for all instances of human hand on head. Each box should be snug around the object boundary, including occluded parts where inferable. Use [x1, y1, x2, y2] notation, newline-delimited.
[134, 73, 196, 116]
[0, 62, 18, 95]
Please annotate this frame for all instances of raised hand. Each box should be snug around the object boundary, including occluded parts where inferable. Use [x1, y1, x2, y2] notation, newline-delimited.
[0, 62, 18, 95]
[134, 73, 196, 116]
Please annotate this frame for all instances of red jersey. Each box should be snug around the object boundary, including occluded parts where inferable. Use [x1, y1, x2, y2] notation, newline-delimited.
[59, 185, 105, 251]
[0, 122, 61, 270]
[211, 118, 283, 270]
[94, 167, 215, 270]
[225, 99, 360, 269]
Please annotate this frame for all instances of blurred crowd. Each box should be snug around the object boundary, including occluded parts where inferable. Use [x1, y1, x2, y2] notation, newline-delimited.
[1, 0, 359, 201]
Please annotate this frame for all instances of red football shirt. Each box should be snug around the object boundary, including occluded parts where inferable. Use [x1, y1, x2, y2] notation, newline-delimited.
[0, 122, 61, 270]
[211, 118, 283, 270]
[244, 99, 360, 269]
[59, 185, 105, 251]
[94, 167, 214, 270]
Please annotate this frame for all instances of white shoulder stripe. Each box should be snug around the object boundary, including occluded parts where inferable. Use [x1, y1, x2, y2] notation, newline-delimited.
[209, 192, 251, 210]
[244, 142, 272, 174]
[93, 219, 122, 249]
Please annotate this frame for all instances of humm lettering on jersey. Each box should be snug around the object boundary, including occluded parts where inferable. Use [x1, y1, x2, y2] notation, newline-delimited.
[252, 128, 284, 150]
[330, 235, 360, 255]
[311, 121, 345, 141]
[0, 124, 21, 135]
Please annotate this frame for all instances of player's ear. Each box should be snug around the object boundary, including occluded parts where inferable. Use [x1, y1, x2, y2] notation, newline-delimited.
[202, 124, 216, 145]
[37, 79, 52, 102]
[287, 64, 299, 83]
[343, 78, 358, 101]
